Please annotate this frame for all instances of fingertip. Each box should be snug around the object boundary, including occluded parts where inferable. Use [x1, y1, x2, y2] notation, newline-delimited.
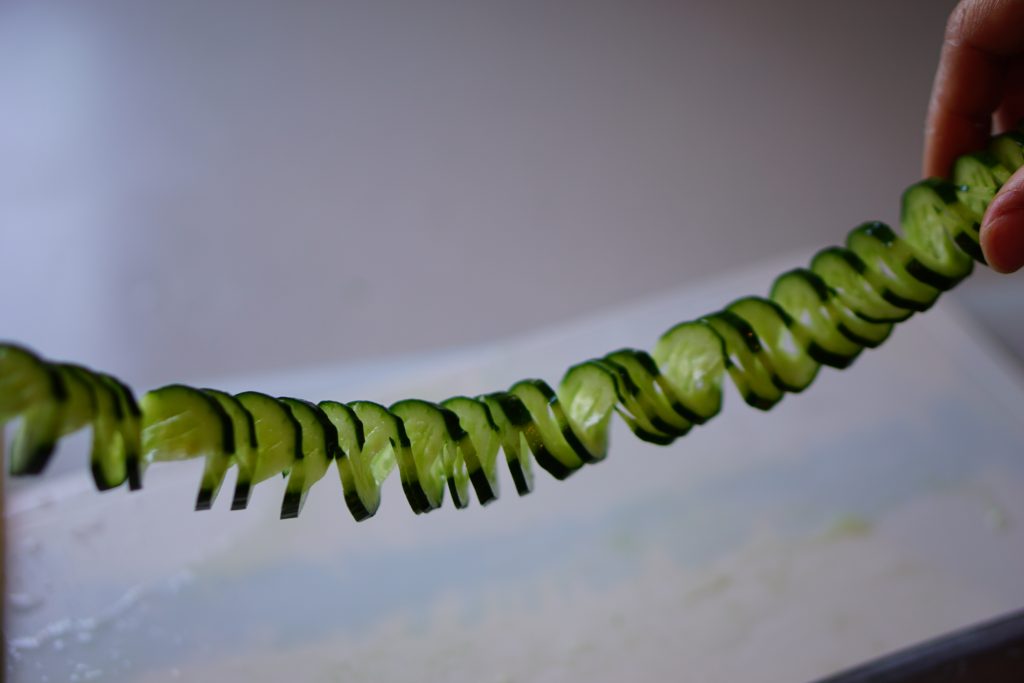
[981, 174, 1024, 273]
[981, 220, 1024, 273]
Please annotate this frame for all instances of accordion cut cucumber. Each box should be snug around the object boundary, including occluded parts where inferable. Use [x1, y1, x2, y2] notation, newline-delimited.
[1, 129, 1020, 521]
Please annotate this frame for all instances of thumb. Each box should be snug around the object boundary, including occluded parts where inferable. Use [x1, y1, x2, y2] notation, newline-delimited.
[981, 164, 1024, 273]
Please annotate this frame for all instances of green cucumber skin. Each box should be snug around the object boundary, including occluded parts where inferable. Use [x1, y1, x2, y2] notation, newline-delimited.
[1, 129, 1018, 520]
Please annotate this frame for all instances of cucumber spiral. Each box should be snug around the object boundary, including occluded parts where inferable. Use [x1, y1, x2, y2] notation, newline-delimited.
[2, 131, 1020, 520]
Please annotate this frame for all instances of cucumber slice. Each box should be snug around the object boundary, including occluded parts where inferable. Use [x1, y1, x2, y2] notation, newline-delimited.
[438, 405, 474, 509]
[846, 222, 939, 312]
[990, 131, 1024, 172]
[592, 359, 676, 445]
[389, 399, 449, 513]
[900, 180, 975, 289]
[508, 379, 588, 474]
[507, 380, 591, 475]
[556, 362, 617, 462]
[952, 153, 1012, 264]
[235, 391, 301, 490]
[702, 311, 784, 410]
[480, 392, 537, 494]
[604, 349, 692, 438]
[829, 298, 893, 349]
[726, 297, 819, 393]
[65, 366, 129, 491]
[103, 374, 144, 490]
[10, 364, 93, 476]
[96, 373, 141, 490]
[320, 399, 379, 520]
[953, 152, 1010, 223]
[810, 248, 911, 324]
[0, 343, 62, 422]
[278, 398, 336, 519]
[345, 401, 401, 517]
[142, 385, 232, 460]
[651, 321, 725, 423]
[140, 385, 233, 490]
[201, 389, 258, 510]
[770, 269, 863, 369]
[441, 396, 502, 506]
[387, 399, 475, 512]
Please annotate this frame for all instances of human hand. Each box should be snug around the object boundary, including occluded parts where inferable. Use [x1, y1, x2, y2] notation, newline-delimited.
[925, 0, 1024, 273]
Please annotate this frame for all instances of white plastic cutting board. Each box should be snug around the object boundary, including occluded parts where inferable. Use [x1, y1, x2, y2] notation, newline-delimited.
[6, 255, 1024, 683]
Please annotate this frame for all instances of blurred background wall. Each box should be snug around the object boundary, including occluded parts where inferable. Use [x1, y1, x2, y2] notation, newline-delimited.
[5, 0, 1005, 393]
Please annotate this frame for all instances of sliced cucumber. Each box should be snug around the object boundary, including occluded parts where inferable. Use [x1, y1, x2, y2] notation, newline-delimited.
[388, 399, 449, 513]
[604, 349, 692, 439]
[953, 152, 1010, 224]
[201, 389, 258, 510]
[480, 392, 536, 495]
[0, 343, 61, 422]
[437, 405, 474, 509]
[320, 399, 379, 520]
[104, 374, 144, 490]
[235, 391, 301, 493]
[702, 312, 784, 410]
[1, 129, 1013, 523]
[278, 398, 336, 519]
[846, 222, 939, 312]
[139, 385, 233, 490]
[990, 131, 1024, 172]
[441, 396, 502, 505]
[10, 364, 93, 476]
[592, 358, 676, 445]
[770, 269, 863, 369]
[900, 180, 974, 289]
[556, 362, 618, 462]
[388, 399, 478, 512]
[344, 401, 401, 517]
[810, 248, 911, 324]
[507, 379, 588, 475]
[951, 152, 1012, 264]
[726, 297, 819, 393]
[67, 366, 129, 491]
[651, 321, 725, 424]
